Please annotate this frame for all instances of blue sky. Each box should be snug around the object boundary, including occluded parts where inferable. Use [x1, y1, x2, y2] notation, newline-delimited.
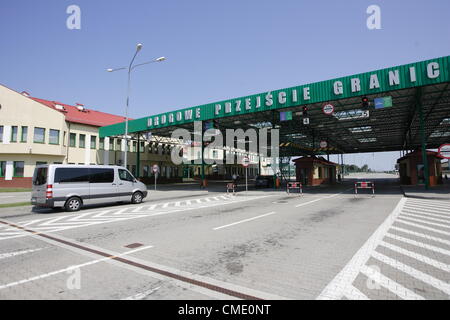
[1, 0, 450, 170]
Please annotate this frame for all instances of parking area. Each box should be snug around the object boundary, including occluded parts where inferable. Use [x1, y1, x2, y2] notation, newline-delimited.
[0, 173, 449, 300]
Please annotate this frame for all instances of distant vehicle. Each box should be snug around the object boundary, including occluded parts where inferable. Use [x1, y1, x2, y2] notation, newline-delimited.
[31, 165, 148, 212]
[255, 175, 275, 188]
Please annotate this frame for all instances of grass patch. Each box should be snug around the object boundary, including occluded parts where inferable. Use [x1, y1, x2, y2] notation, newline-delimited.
[0, 202, 31, 208]
[0, 188, 32, 193]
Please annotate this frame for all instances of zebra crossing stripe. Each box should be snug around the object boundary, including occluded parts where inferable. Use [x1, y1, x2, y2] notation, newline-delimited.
[397, 216, 450, 230]
[316, 197, 407, 300]
[395, 219, 450, 236]
[343, 286, 369, 300]
[318, 197, 450, 300]
[379, 240, 450, 272]
[360, 265, 425, 300]
[390, 226, 450, 246]
[402, 209, 450, 220]
[400, 212, 450, 224]
[371, 251, 450, 295]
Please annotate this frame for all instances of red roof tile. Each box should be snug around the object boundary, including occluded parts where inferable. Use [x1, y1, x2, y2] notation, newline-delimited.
[30, 97, 128, 127]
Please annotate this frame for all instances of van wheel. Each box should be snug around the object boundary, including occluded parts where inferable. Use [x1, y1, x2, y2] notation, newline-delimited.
[65, 197, 82, 212]
[131, 192, 143, 204]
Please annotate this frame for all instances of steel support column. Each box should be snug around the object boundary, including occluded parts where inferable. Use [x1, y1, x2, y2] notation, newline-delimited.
[136, 134, 140, 177]
[417, 88, 430, 189]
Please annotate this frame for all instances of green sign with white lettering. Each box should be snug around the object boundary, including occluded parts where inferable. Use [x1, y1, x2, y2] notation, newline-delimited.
[100, 56, 450, 138]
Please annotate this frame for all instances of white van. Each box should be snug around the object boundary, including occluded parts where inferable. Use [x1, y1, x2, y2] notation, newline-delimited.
[31, 165, 148, 211]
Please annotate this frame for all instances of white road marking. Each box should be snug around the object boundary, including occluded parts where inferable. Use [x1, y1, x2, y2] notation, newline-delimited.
[317, 197, 407, 300]
[0, 248, 44, 260]
[295, 189, 351, 208]
[385, 232, 450, 257]
[122, 286, 161, 300]
[213, 212, 276, 231]
[371, 251, 450, 295]
[295, 198, 321, 208]
[402, 210, 450, 220]
[318, 197, 450, 300]
[390, 226, 450, 246]
[379, 241, 450, 272]
[0, 245, 153, 290]
[397, 216, 450, 229]
[360, 265, 425, 300]
[403, 205, 450, 215]
[343, 285, 369, 300]
[0, 195, 272, 241]
[400, 212, 450, 225]
[395, 219, 450, 236]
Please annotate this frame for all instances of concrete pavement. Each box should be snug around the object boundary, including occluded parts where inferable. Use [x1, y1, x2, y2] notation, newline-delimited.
[0, 173, 449, 300]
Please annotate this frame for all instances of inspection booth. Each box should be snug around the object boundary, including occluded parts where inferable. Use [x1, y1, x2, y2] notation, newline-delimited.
[397, 150, 443, 186]
[293, 156, 338, 186]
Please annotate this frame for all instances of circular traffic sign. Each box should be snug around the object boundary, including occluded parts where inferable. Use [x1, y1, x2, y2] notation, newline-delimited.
[152, 164, 159, 173]
[438, 144, 450, 159]
[322, 104, 335, 115]
[242, 157, 250, 167]
[320, 140, 328, 148]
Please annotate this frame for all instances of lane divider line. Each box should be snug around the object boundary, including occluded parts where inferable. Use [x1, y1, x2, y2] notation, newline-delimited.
[0, 219, 282, 300]
[0, 244, 153, 290]
[213, 212, 276, 231]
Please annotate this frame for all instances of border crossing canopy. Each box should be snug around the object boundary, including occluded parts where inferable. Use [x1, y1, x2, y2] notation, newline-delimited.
[100, 56, 450, 156]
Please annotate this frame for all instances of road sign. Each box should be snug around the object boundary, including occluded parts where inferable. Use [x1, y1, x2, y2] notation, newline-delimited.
[322, 104, 335, 115]
[242, 157, 250, 167]
[152, 164, 159, 173]
[320, 140, 328, 148]
[303, 118, 310, 125]
[374, 96, 393, 109]
[438, 144, 450, 159]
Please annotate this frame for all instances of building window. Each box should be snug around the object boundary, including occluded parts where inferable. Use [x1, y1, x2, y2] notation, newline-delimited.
[0, 126, 3, 142]
[69, 133, 76, 147]
[133, 141, 137, 153]
[34, 127, 45, 143]
[79, 134, 86, 148]
[140, 141, 145, 153]
[143, 165, 149, 177]
[36, 161, 47, 166]
[14, 161, 25, 177]
[116, 139, 122, 151]
[99, 137, 104, 150]
[212, 150, 218, 159]
[11, 126, 18, 142]
[109, 138, 114, 151]
[63, 131, 66, 146]
[49, 129, 60, 145]
[90, 135, 97, 149]
[0, 161, 5, 177]
[20, 126, 28, 143]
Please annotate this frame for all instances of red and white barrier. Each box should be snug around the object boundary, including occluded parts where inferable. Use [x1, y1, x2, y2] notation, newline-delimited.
[226, 183, 236, 195]
[287, 182, 303, 196]
[354, 181, 375, 197]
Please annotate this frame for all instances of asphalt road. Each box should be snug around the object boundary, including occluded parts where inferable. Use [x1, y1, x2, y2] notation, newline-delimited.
[1, 173, 449, 300]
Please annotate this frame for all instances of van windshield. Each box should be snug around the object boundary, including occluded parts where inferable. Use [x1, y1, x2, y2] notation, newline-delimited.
[33, 167, 47, 186]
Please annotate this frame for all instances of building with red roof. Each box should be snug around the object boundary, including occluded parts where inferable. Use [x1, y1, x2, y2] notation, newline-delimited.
[293, 156, 339, 186]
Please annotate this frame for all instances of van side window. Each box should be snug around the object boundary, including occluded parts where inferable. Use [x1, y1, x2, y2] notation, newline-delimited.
[90, 168, 114, 183]
[33, 167, 48, 186]
[119, 169, 134, 182]
[55, 168, 90, 183]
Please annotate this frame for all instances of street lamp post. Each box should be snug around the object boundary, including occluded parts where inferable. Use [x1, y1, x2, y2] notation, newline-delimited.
[107, 44, 166, 170]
